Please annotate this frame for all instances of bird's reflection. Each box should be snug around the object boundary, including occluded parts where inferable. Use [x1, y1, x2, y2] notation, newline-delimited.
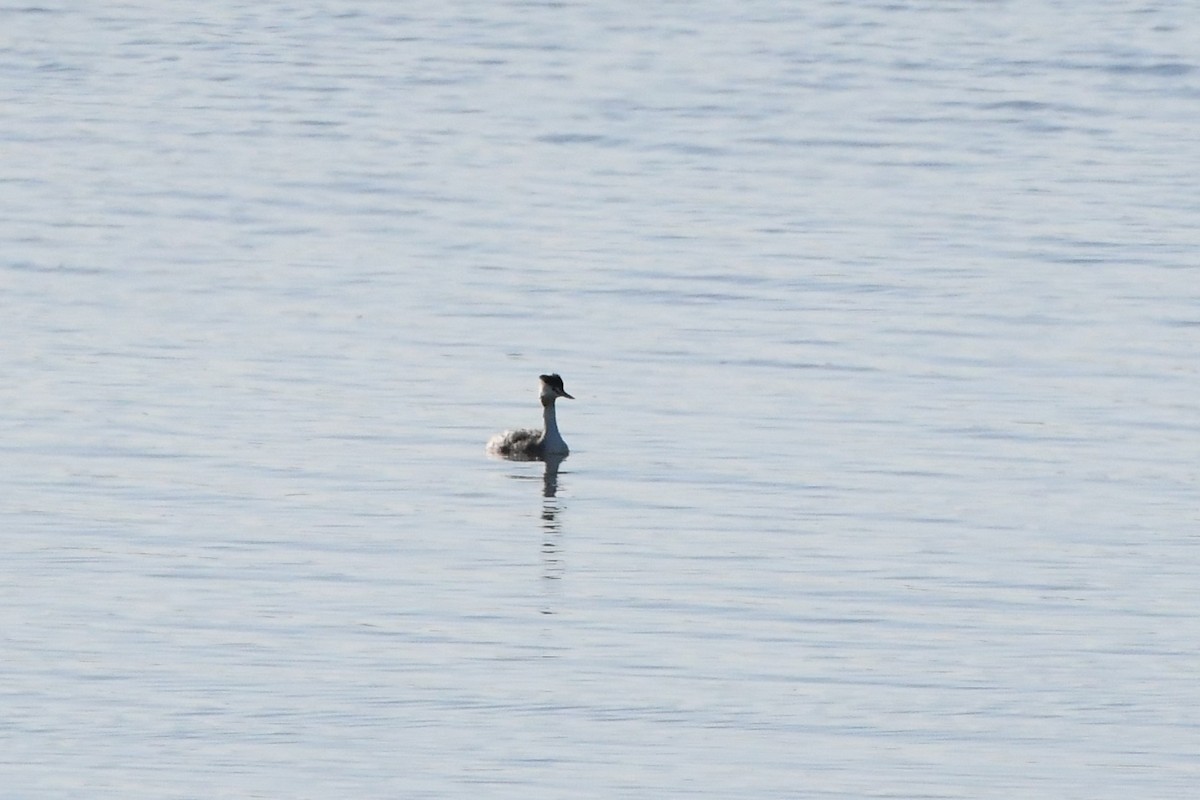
[541, 452, 564, 499]
[539, 453, 566, 594]
[495, 451, 569, 605]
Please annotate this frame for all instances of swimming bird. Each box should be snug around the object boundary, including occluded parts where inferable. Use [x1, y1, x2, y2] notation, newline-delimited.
[487, 374, 574, 460]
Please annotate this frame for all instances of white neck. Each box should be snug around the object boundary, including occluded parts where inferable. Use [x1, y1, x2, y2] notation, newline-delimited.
[542, 399, 568, 454]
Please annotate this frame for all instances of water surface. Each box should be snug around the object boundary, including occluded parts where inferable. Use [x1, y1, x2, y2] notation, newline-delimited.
[3, 2, 1198, 797]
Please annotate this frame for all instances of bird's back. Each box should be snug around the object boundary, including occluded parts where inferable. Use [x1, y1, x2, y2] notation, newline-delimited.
[487, 428, 544, 459]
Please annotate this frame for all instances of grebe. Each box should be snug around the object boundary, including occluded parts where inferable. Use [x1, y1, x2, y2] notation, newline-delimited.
[487, 374, 574, 460]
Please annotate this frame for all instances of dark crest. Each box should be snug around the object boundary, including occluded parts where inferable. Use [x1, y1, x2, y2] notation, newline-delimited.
[539, 373, 565, 392]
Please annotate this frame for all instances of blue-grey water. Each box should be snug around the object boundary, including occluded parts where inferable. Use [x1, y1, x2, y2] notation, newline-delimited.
[3, 2, 1198, 797]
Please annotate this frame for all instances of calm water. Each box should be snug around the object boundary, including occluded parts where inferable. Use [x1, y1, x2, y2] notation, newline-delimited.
[3, 2, 1199, 797]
